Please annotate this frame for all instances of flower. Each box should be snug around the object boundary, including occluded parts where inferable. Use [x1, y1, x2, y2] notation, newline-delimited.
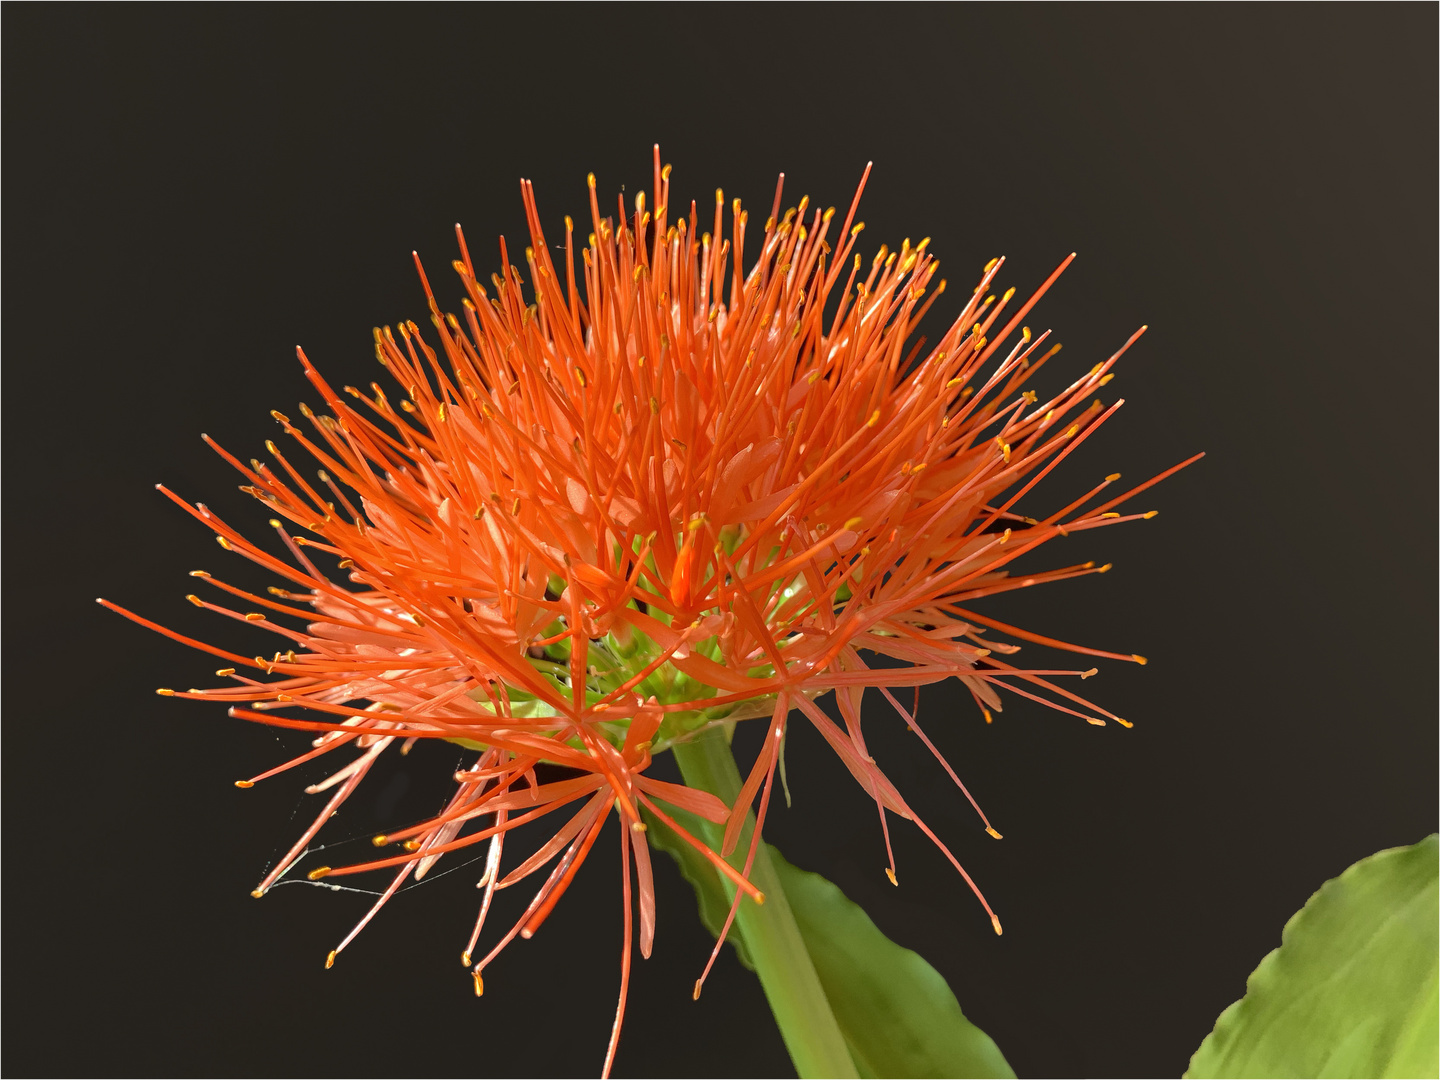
[103, 147, 1198, 1075]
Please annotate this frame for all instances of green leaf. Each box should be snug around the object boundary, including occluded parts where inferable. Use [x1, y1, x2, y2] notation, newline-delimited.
[1187, 834, 1439, 1080]
[643, 801, 756, 971]
[645, 806, 1015, 1079]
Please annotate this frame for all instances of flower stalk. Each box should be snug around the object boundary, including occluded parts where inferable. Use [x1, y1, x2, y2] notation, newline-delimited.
[672, 726, 859, 1079]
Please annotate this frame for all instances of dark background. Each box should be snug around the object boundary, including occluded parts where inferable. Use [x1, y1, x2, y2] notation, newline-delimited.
[6, 6, 1436, 1078]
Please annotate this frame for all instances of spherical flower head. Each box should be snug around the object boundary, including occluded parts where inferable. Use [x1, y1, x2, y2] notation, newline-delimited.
[104, 147, 1198, 1075]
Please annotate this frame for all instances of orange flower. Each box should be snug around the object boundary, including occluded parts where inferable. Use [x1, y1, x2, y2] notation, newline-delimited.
[104, 147, 1197, 1075]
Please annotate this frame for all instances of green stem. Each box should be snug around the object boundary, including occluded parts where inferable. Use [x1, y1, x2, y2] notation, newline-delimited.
[671, 728, 859, 1079]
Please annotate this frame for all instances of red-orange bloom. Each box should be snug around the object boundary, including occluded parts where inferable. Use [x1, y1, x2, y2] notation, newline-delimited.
[105, 147, 1197, 1075]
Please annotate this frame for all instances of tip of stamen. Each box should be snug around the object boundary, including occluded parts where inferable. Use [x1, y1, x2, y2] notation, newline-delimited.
[986, 826, 1003, 840]
[753, 891, 766, 906]
[519, 928, 534, 940]
[461, 951, 472, 967]
[692, 979, 703, 1001]
[1081, 667, 1098, 679]
[1132, 654, 1148, 666]
[1116, 718, 1134, 728]
[1143, 510, 1159, 519]
[307, 866, 331, 881]
[991, 914, 1004, 936]
[472, 970, 484, 996]
[403, 839, 421, 852]
[250, 888, 265, 899]
[1097, 563, 1113, 573]
[156, 688, 175, 696]
[372, 834, 388, 847]
[325, 950, 336, 970]
[630, 820, 648, 833]
[885, 868, 898, 886]
[234, 780, 254, 789]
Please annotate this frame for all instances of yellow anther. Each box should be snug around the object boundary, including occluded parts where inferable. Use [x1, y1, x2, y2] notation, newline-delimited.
[250, 888, 264, 899]
[867, 410, 880, 427]
[215, 668, 235, 677]
[189, 570, 211, 578]
[631, 820, 648, 833]
[184, 593, 203, 607]
[842, 517, 864, 532]
[885, 868, 898, 886]
[983, 257, 999, 273]
[403, 839, 422, 852]
[156, 688, 175, 696]
[1143, 510, 1159, 519]
[1132, 654, 1149, 665]
[1100, 512, 1120, 519]
[982, 707, 993, 724]
[1106, 473, 1121, 482]
[473, 970, 485, 996]
[244, 613, 265, 622]
[325, 950, 336, 969]
[1097, 563, 1113, 573]
[372, 835, 388, 847]
[216, 536, 232, 550]
[986, 826, 1003, 840]
[307, 866, 331, 881]
[1099, 374, 1115, 386]
[461, 950, 472, 967]
[991, 914, 1004, 936]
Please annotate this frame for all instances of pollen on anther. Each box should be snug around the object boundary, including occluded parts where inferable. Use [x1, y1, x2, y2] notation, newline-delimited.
[991, 914, 1004, 936]
[986, 826, 1004, 840]
[472, 970, 485, 996]
[307, 866, 331, 881]
[885, 868, 898, 886]
[325, 950, 336, 969]
[234, 780, 254, 789]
